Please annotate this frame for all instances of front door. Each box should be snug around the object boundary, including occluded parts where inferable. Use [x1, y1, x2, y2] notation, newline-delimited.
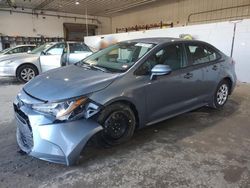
[136, 43, 205, 124]
[39, 43, 65, 72]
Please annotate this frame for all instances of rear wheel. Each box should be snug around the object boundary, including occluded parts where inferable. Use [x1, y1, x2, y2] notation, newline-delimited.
[97, 103, 136, 147]
[16, 64, 38, 83]
[213, 80, 230, 109]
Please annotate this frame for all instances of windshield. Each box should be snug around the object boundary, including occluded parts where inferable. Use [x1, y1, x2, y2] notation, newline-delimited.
[28, 43, 54, 54]
[77, 42, 155, 73]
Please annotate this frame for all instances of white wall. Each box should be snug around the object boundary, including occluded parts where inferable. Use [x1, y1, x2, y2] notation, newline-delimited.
[233, 19, 250, 83]
[111, 0, 250, 32]
[0, 9, 112, 38]
[85, 21, 234, 56]
[85, 19, 250, 83]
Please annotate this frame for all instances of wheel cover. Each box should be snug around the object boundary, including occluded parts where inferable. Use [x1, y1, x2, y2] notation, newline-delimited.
[104, 111, 131, 139]
[217, 84, 228, 105]
[20, 68, 35, 81]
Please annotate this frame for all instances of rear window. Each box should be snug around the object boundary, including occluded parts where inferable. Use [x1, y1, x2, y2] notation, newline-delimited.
[185, 43, 221, 65]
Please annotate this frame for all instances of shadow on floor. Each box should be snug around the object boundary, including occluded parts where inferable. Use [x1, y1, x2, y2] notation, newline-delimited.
[0, 78, 22, 86]
[79, 97, 240, 165]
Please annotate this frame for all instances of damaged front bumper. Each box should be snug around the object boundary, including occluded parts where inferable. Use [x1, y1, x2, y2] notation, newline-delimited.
[13, 90, 103, 166]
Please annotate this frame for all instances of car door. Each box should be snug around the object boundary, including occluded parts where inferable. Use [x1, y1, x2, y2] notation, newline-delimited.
[67, 43, 92, 64]
[39, 43, 65, 72]
[184, 42, 221, 100]
[136, 43, 205, 125]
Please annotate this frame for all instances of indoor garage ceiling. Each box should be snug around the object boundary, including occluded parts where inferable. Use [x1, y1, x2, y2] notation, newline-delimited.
[0, 0, 159, 16]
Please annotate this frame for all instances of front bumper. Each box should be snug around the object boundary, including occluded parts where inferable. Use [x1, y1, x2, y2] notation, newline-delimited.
[14, 90, 103, 166]
[0, 66, 16, 77]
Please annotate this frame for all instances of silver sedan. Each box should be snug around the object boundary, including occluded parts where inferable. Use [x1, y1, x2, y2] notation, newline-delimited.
[0, 42, 92, 82]
[0, 44, 36, 57]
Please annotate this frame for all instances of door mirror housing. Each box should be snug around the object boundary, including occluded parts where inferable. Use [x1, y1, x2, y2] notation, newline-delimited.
[40, 51, 46, 55]
[150, 64, 172, 80]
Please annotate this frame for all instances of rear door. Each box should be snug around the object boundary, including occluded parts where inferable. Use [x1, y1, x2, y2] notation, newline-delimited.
[184, 42, 221, 100]
[68, 43, 92, 64]
[39, 43, 65, 72]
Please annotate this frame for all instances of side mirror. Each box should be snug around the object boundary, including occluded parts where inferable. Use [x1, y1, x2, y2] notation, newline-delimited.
[40, 51, 46, 55]
[150, 64, 172, 80]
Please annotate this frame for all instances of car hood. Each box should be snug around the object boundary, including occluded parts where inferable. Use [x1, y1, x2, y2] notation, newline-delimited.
[0, 53, 38, 62]
[23, 65, 120, 102]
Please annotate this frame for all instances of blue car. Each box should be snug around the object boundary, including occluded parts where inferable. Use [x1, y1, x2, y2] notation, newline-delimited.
[14, 38, 237, 165]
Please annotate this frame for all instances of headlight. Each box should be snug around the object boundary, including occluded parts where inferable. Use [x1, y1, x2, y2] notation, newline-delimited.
[32, 97, 88, 121]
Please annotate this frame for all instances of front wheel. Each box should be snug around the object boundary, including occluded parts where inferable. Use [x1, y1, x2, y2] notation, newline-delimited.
[16, 64, 38, 83]
[213, 80, 230, 109]
[97, 103, 136, 147]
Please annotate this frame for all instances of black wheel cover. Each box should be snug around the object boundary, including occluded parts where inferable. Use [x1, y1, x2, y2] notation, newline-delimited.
[103, 111, 131, 140]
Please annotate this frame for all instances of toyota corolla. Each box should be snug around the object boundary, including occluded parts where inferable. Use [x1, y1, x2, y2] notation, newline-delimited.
[14, 38, 237, 165]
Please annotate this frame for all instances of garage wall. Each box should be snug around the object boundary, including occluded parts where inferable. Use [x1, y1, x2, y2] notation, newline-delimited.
[232, 19, 250, 83]
[0, 9, 112, 38]
[85, 19, 250, 83]
[85, 21, 234, 56]
[111, 0, 250, 32]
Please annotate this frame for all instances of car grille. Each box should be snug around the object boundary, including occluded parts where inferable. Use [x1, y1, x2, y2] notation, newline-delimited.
[14, 103, 33, 153]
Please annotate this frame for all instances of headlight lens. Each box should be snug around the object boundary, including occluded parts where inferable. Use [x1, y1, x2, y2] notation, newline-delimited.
[32, 97, 88, 121]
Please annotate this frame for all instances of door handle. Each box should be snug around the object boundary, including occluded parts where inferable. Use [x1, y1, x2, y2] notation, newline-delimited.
[212, 65, 218, 71]
[184, 73, 193, 79]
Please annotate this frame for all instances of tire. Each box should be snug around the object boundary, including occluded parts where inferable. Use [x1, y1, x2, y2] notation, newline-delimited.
[16, 64, 38, 83]
[97, 103, 136, 147]
[213, 80, 230, 109]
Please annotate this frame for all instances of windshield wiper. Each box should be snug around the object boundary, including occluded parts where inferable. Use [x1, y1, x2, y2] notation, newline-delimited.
[76, 61, 91, 68]
[77, 61, 108, 73]
[91, 65, 108, 72]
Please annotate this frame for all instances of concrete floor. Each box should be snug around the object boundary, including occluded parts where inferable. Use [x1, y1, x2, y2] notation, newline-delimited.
[0, 78, 250, 188]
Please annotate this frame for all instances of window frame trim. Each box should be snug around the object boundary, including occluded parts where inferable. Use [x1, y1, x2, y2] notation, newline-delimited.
[184, 41, 222, 67]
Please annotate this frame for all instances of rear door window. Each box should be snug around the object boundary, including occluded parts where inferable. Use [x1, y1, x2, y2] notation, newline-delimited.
[185, 43, 220, 65]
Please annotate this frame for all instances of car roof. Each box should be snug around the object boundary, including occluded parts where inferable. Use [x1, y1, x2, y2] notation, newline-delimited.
[124, 37, 207, 45]
[124, 37, 183, 45]
[66, 41, 86, 44]
[14, 44, 36, 47]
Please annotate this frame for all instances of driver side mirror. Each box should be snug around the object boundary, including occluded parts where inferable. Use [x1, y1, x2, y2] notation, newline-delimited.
[150, 64, 172, 80]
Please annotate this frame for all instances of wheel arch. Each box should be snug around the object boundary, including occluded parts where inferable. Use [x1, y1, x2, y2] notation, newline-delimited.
[16, 63, 39, 77]
[103, 98, 140, 129]
[222, 77, 233, 95]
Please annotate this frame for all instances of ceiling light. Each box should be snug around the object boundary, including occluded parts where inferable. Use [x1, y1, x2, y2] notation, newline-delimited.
[75, 1, 79, 5]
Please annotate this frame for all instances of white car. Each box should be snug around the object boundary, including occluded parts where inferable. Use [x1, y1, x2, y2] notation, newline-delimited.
[0, 45, 36, 57]
[0, 42, 92, 82]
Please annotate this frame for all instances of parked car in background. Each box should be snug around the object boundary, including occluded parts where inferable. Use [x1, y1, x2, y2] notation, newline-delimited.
[0, 42, 92, 82]
[14, 38, 236, 165]
[0, 44, 36, 56]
